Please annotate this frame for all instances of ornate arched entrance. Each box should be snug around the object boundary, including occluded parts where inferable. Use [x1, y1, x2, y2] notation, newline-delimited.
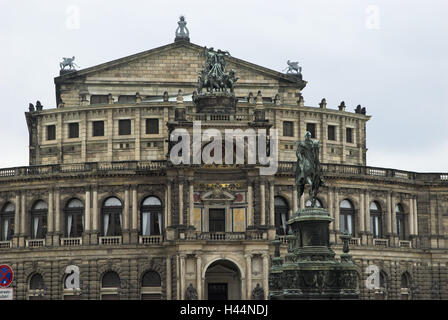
[204, 259, 241, 300]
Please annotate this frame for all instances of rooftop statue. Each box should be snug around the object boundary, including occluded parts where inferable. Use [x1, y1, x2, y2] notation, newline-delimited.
[283, 60, 302, 74]
[295, 131, 324, 207]
[60, 56, 79, 71]
[175, 15, 190, 39]
[197, 47, 239, 94]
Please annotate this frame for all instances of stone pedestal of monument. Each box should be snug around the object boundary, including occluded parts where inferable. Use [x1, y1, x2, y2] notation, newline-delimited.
[269, 207, 359, 300]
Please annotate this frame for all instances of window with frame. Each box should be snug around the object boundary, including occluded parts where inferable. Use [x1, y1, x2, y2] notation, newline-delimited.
[339, 199, 355, 236]
[346, 127, 353, 143]
[93, 121, 105, 137]
[90, 95, 108, 105]
[102, 197, 122, 236]
[306, 123, 316, 138]
[283, 121, 294, 137]
[146, 119, 159, 135]
[29, 273, 46, 300]
[118, 119, 131, 135]
[328, 125, 336, 141]
[47, 125, 56, 141]
[274, 197, 289, 235]
[141, 196, 163, 236]
[31, 200, 47, 239]
[396, 204, 406, 240]
[209, 208, 225, 232]
[0, 202, 14, 241]
[370, 201, 383, 238]
[141, 271, 162, 300]
[101, 271, 120, 300]
[118, 95, 136, 103]
[68, 123, 79, 139]
[65, 199, 84, 238]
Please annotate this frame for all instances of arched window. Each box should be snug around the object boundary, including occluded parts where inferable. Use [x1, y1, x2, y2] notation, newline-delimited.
[102, 197, 122, 236]
[396, 204, 406, 240]
[101, 271, 120, 300]
[0, 202, 15, 241]
[339, 199, 355, 236]
[29, 273, 45, 300]
[31, 200, 47, 239]
[370, 201, 382, 238]
[375, 271, 388, 300]
[305, 198, 322, 208]
[141, 271, 162, 300]
[65, 199, 84, 238]
[274, 197, 289, 235]
[141, 196, 163, 236]
[400, 272, 411, 300]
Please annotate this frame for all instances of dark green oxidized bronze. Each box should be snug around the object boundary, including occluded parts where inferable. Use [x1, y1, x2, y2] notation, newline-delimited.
[269, 132, 359, 300]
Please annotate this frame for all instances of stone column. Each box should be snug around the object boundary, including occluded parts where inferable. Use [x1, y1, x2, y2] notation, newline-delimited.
[54, 189, 61, 246]
[391, 194, 397, 241]
[248, 184, 253, 226]
[292, 188, 298, 213]
[262, 254, 269, 300]
[123, 187, 130, 243]
[359, 191, 365, 235]
[179, 182, 184, 225]
[196, 255, 202, 300]
[92, 187, 99, 244]
[166, 256, 172, 300]
[167, 181, 172, 227]
[413, 197, 418, 235]
[180, 254, 186, 300]
[300, 194, 305, 209]
[85, 189, 91, 232]
[409, 197, 415, 236]
[20, 193, 26, 240]
[364, 190, 370, 245]
[386, 192, 392, 235]
[334, 189, 340, 234]
[48, 190, 54, 234]
[189, 180, 194, 227]
[132, 187, 138, 230]
[14, 194, 20, 236]
[260, 182, 266, 225]
[269, 182, 275, 227]
[246, 254, 252, 300]
[176, 255, 180, 300]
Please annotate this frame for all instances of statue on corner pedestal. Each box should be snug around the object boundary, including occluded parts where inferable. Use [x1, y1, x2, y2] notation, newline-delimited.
[185, 283, 198, 300]
[295, 131, 324, 208]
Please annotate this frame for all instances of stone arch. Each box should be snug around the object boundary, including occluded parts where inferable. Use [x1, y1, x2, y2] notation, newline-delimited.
[202, 256, 245, 280]
[203, 257, 244, 300]
[137, 258, 166, 299]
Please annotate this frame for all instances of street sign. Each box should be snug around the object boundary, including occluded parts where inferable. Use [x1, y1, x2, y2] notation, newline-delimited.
[0, 265, 13, 288]
[0, 288, 13, 300]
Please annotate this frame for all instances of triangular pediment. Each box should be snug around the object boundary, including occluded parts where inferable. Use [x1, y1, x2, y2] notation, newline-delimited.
[201, 189, 235, 202]
[55, 41, 301, 86]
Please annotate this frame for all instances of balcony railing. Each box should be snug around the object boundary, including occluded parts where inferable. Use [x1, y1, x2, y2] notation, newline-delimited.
[139, 235, 163, 244]
[184, 231, 266, 241]
[26, 239, 45, 248]
[99, 236, 122, 245]
[0, 241, 12, 249]
[349, 238, 361, 246]
[60, 237, 82, 246]
[399, 240, 412, 248]
[373, 238, 389, 247]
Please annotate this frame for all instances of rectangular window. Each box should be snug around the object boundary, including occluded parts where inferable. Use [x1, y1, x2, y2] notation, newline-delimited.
[328, 125, 336, 141]
[346, 127, 353, 143]
[90, 95, 108, 105]
[118, 95, 136, 103]
[146, 119, 159, 135]
[119, 119, 131, 135]
[306, 123, 316, 138]
[68, 123, 79, 139]
[283, 121, 294, 137]
[93, 121, 105, 137]
[47, 125, 56, 141]
[209, 208, 225, 232]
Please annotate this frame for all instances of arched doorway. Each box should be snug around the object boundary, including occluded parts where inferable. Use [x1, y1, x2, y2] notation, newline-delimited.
[205, 260, 241, 300]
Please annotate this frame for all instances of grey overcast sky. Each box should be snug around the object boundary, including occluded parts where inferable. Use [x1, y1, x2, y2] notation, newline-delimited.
[0, 0, 447, 172]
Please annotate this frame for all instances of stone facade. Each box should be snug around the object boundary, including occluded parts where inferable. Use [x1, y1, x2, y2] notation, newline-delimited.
[0, 38, 446, 300]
